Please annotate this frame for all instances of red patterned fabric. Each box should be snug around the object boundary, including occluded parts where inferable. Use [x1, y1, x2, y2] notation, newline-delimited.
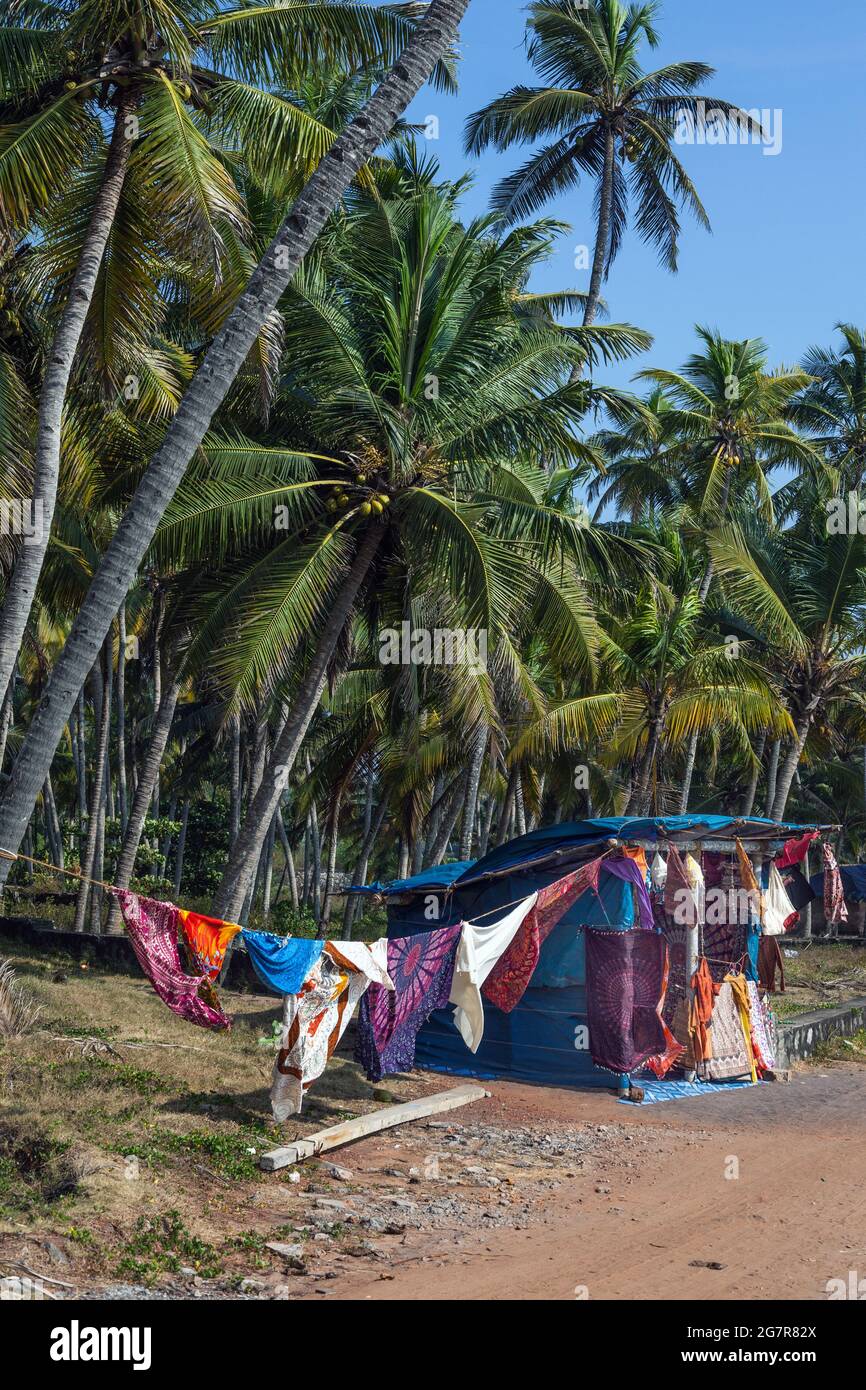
[115, 890, 231, 1031]
[823, 843, 849, 928]
[644, 943, 685, 1078]
[775, 830, 819, 870]
[482, 856, 604, 1014]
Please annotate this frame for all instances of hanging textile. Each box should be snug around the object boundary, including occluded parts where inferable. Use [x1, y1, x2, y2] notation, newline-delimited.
[778, 863, 816, 914]
[583, 928, 667, 1075]
[775, 829, 819, 870]
[178, 909, 241, 982]
[822, 843, 849, 928]
[746, 980, 777, 1073]
[643, 943, 685, 1078]
[272, 940, 392, 1119]
[734, 838, 764, 923]
[448, 896, 538, 1052]
[725, 973, 759, 1083]
[664, 843, 697, 926]
[758, 935, 786, 994]
[689, 957, 720, 1063]
[114, 891, 231, 1031]
[650, 852, 668, 892]
[482, 856, 604, 1014]
[602, 857, 655, 930]
[354, 925, 462, 1082]
[697, 980, 753, 1082]
[242, 929, 324, 996]
[761, 864, 797, 936]
[684, 853, 706, 926]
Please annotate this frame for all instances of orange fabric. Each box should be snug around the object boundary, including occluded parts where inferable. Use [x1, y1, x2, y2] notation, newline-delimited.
[689, 957, 719, 1062]
[623, 845, 648, 877]
[645, 944, 685, 1078]
[178, 909, 241, 981]
[735, 838, 765, 923]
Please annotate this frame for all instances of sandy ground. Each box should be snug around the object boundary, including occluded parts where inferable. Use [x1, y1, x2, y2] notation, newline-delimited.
[296, 1065, 866, 1302]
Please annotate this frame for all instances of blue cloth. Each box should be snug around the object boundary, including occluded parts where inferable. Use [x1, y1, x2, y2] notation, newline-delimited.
[617, 1079, 759, 1106]
[601, 859, 655, 930]
[241, 931, 323, 995]
[810, 865, 866, 903]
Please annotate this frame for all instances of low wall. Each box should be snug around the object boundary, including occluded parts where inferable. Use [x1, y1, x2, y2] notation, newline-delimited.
[0, 915, 264, 992]
[776, 997, 866, 1066]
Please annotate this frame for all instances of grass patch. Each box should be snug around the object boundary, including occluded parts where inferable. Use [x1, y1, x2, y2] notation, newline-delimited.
[0, 1119, 81, 1217]
[116, 1210, 222, 1284]
[112, 1125, 271, 1181]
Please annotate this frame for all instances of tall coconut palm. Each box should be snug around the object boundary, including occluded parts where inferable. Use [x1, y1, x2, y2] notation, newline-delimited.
[0, 0, 474, 885]
[708, 492, 866, 823]
[465, 0, 758, 324]
[788, 323, 866, 491]
[158, 169, 652, 918]
[514, 519, 793, 815]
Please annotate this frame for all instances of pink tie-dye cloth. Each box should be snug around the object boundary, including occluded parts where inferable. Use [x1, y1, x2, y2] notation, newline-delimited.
[114, 890, 231, 1031]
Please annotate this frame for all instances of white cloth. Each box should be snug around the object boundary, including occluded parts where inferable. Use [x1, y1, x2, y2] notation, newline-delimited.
[650, 852, 668, 892]
[271, 938, 393, 1119]
[762, 864, 797, 936]
[684, 852, 706, 925]
[448, 894, 538, 1052]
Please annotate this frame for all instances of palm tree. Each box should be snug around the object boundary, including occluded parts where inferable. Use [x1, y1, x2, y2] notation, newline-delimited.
[0, 0, 440, 711]
[180, 164, 653, 918]
[465, 0, 758, 324]
[789, 324, 866, 490]
[708, 492, 866, 823]
[0, 0, 474, 885]
[513, 519, 792, 815]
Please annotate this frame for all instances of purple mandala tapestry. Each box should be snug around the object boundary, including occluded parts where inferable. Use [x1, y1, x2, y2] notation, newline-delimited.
[354, 925, 461, 1082]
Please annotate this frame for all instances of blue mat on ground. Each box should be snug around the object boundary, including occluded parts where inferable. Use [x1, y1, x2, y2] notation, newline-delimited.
[619, 1078, 760, 1105]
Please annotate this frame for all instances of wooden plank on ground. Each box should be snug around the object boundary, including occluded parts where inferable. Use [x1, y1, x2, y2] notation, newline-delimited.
[259, 1084, 490, 1171]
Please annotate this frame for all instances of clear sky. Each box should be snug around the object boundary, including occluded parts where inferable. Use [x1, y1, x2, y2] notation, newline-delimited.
[405, 0, 866, 389]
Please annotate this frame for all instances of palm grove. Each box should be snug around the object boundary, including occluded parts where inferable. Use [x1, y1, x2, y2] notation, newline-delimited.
[0, 0, 863, 941]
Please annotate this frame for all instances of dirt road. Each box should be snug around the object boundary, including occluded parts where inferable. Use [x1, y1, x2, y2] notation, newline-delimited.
[316, 1065, 866, 1302]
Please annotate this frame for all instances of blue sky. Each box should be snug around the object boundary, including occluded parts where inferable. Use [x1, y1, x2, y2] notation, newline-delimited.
[405, 0, 866, 389]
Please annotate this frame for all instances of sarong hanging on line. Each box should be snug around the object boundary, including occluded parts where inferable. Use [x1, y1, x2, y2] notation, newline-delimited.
[114, 891, 232, 1031]
[822, 843, 849, 928]
[482, 855, 604, 1014]
[178, 909, 241, 981]
[241, 928, 324, 995]
[448, 896, 538, 1052]
[354, 925, 462, 1082]
[583, 928, 668, 1075]
[271, 940, 392, 1119]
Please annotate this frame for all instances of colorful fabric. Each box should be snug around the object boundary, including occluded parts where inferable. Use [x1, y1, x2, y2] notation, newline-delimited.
[698, 980, 753, 1082]
[734, 838, 764, 927]
[775, 830, 819, 870]
[664, 844, 697, 926]
[482, 856, 605, 1014]
[272, 940, 392, 1118]
[584, 928, 668, 1075]
[355, 925, 462, 1082]
[114, 891, 231, 1031]
[178, 909, 241, 982]
[644, 943, 685, 1079]
[242, 929, 324, 996]
[746, 980, 776, 1073]
[690, 957, 720, 1063]
[758, 935, 785, 994]
[823, 843, 849, 928]
[726, 972, 759, 1083]
[449, 896, 538, 1052]
[650, 852, 668, 892]
[602, 857, 655, 930]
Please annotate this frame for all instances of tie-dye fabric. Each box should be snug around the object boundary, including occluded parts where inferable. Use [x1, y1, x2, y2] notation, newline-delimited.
[271, 940, 392, 1119]
[114, 891, 231, 1031]
[583, 928, 668, 1075]
[242, 929, 324, 995]
[355, 925, 462, 1082]
[178, 909, 241, 981]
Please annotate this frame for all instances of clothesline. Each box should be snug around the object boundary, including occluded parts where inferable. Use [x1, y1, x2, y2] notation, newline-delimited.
[0, 845, 116, 892]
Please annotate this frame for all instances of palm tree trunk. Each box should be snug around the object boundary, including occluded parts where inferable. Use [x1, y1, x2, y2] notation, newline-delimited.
[212, 524, 384, 920]
[105, 673, 181, 934]
[678, 730, 698, 814]
[478, 794, 496, 859]
[459, 726, 486, 861]
[116, 604, 128, 834]
[342, 799, 387, 939]
[43, 773, 63, 869]
[229, 714, 241, 850]
[765, 739, 781, 817]
[276, 811, 299, 911]
[771, 710, 817, 823]
[73, 640, 112, 932]
[0, 0, 472, 883]
[90, 647, 113, 932]
[741, 731, 767, 817]
[261, 813, 277, 924]
[0, 675, 12, 775]
[319, 787, 345, 931]
[635, 720, 661, 816]
[582, 123, 616, 328]
[0, 90, 137, 709]
[173, 799, 189, 899]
